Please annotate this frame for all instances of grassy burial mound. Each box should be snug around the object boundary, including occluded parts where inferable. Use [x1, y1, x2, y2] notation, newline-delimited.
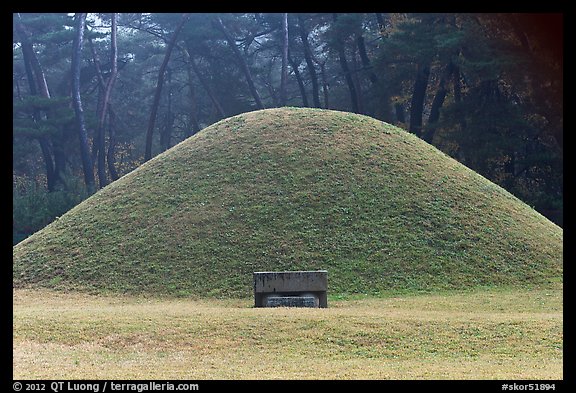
[13, 108, 563, 297]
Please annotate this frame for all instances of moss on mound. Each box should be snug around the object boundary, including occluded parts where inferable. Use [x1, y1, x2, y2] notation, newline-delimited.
[13, 108, 563, 296]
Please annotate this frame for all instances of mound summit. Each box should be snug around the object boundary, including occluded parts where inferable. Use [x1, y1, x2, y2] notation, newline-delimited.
[13, 108, 562, 296]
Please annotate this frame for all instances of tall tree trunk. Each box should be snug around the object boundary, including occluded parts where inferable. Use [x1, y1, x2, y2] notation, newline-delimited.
[356, 35, 378, 84]
[87, 33, 106, 162]
[319, 62, 330, 109]
[409, 62, 431, 137]
[160, 113, 175, 152]
[37, 138, 56, 191]
[338, 51, 359, 113]
[107, 109, 119, 181]
[333, 14, 360, 113]
[452, 64, 467, 163]
[88, 36, 106, 179]
[279, 13, 289, 106]
[160, 70, 174, 152]
[20, 50, 57, 191]
[52, 139, 68, 188]
[71, 12, 95, 192]
[105, 13, 120, 181]
[15, 27, 51, 100]
[297, 14, 321, 108]
[182, 49, 201, 137]
[265, 78, 279, 107]
[357, 31, 393, 120]
[423, 62, 454, 143]
[24, 29, 51, 100]
[350, 49, 364, 114]
[287, 51, 309, 107]
[144, 13, 190, 161]
[452, 64, 467, 131]
[15, 15, 38, 96]
[15, 13, 59, 191]
[215, 16, 264, 110]
[93, 13, 119, 188]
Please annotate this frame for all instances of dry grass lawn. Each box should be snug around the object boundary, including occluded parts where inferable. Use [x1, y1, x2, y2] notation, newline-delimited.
[13, 286, 562, 380]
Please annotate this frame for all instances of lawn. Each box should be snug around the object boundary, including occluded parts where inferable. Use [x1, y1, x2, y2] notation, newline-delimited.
[13, 285, 562, 379]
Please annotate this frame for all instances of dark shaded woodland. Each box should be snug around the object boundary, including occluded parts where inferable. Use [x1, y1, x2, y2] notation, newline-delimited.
[13, 13, 563, 243]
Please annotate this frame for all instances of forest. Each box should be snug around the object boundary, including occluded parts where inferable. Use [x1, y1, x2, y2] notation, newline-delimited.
[12, 13, 563, 244]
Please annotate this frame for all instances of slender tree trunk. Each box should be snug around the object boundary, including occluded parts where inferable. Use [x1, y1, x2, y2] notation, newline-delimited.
[287, 51, 308, 107]
[71, 12, 95, 192]
[26, 40, 51, 100]
[144, 13, 190, 161]
[91, 88, 103, 159]
[105, 13, 120, 181]
[297, 14, 321, 108]
[423, 62, 454, 143]
[15, 77, 23, 100]
[350, 49, 364, 114]
[333, 14, 360, 113]
[107, 109, 119, 181]
[160, 112, 175, 152]
[160, 70, 174, 152]
[87, 36, 105, 117]
[88, 36, 105, 177]
[319, 62, 330, 109]
[93, 13, 119, 188]
[451, 64, 467, 164]
[409, 62, 431, 137]
[88, 38, 106, 90]
[15, 13, 59, 191]
[452, 64, 467, 132]
[356, 35, 378, 84]
[367, 14, 394, 121]
[21, 67, 62, 191]
[357, 32, 393, 120]
[279, 13, 289, 106]
[424, 87, 447, 142]
[215, 16, 264, 110]
[182, 49, 201, 137]
[15, 15, 51, 100]
[265, 78, 279, 107]
[15, 15, 38, 96]
[52, 136, 68, 187]
[338, 52, 359, 113]
[20, 45, 56, 191]
[37, 138, 56, 191]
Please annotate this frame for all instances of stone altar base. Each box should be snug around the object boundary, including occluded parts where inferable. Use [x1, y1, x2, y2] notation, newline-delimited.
[253, 270, 328, 308]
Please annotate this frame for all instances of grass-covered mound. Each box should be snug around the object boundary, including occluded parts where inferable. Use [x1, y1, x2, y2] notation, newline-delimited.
[13, 108, 563, 296]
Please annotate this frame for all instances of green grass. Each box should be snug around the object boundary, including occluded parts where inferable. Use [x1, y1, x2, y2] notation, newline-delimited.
[13, 107, 562, 297]
[13, 286, 562, 379]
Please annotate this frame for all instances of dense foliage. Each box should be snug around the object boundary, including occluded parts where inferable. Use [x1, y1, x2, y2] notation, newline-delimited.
[13, 13, 563, 243]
